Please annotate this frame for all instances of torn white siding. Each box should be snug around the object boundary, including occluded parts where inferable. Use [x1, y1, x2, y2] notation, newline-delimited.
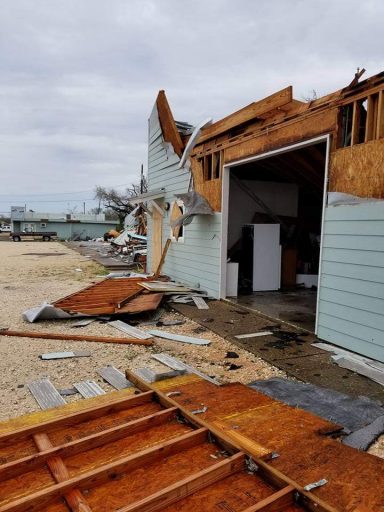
[147, 104, 221, 297]
[317, 202, 384, 363]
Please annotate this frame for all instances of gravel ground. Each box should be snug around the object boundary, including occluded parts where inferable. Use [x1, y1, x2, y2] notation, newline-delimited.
[0, 241, 285, 422]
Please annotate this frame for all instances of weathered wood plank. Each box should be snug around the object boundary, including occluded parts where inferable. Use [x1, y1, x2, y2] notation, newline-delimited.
[73, 381, 106, 398]
[28, 379, 66, 410]
[97, 365, 133, 390]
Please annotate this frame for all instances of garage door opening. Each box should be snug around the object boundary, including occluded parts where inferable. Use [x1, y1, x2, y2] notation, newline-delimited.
[222, 138, 328, 332]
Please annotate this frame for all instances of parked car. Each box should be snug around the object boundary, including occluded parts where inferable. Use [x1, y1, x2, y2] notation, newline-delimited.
[0, 225, 11, 232]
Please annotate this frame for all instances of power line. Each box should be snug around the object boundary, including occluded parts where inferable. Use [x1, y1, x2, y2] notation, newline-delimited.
[0, 182, 134, 198]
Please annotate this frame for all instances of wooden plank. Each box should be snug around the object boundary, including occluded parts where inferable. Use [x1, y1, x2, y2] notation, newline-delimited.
[0, 390, 154, 444]
[365, 94, 377, 142]
[28, 379, 66, 410]
[118, 452, 245, 512]
[73, 380, 106, 398]
[156, 90, 184, 157]
[154, 238, 171, 278]
[0, 329, 153, 346]
[351, 100, 359, 145]
[118, 293, 164, 314]
[0, 428, 208, 512]
[97, 365, 133, 390]
[151, 204, 163, 271]
[242, 485, 295, 511]
[135, 367, 185, 383]
[0, 408, 178, 482]
[108, 320, 153, 339]
[377, 90, 384, 139]
[33, 432, 93, 512]
[198, 87, 293, 143]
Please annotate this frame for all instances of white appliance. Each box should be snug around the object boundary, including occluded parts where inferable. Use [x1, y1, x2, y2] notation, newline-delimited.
[243, 224, 281, 291]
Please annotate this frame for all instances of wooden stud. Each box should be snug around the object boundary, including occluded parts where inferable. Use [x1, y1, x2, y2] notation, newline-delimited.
[154, 238, 171, 278]
[351, 100, 359, 145]
[0, 428, 208, 512]
[377, 90, 384, 139]
[198, 87, 293, 143]
[0, 408, 178, 481]
[242, 485, 295, 511]
[0, 390, 154, 445]
[33, 432, 93, 512]
[117, 452, 245, 512]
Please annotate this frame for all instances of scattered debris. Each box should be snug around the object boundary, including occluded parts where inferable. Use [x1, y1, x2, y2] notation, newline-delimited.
[148, 329, 211, 345]
[191, 405, 208, 414]
[343, 415, 384, 451]
[226, 363, 243, 371]
[303, 478, 328, 491]
[235, 331, 273, 339]
[0, 328, 153, 346]
[28, 379, 66, 409]
[135, 367, 185, 383]
[192, 295, 209, 309]
[97, 365, 132, 390]
[74, 380, 106, 398]
[108, 319, 153, 340]
[225, 351, 239, 359]
[156, 319, 185, 327]
[71, 318, 97, 328]
[166, 391, 182, 397]
[39, 351, 91, 360]
[152, 353, 220, 385]
[58, 387, 78, 397]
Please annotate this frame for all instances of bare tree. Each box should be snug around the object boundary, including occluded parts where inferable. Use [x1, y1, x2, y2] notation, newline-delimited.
[94, 175, 147, 227]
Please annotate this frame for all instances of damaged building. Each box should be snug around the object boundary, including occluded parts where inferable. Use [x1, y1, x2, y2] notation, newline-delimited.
[133, 71, 384, 363]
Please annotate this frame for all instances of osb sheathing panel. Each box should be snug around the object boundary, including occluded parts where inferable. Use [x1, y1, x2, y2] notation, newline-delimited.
[155, 379, 384, 511]
[191, 108, 337, 212]
[329, 138, 384, 197]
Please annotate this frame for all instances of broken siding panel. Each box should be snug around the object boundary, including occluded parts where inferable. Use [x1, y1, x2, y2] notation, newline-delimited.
[317, 203, 384, 362]
[148, 104, 221, 297]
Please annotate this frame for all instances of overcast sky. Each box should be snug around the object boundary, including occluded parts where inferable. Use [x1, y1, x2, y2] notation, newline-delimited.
[0, 0, 383, 215]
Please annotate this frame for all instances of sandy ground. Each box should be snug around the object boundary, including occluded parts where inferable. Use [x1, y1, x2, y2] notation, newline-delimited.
[0, 241, 285, 422]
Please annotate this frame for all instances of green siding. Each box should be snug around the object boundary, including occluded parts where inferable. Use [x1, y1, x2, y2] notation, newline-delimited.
[317, 202, 384, 362]
[147, 104, 221, 298]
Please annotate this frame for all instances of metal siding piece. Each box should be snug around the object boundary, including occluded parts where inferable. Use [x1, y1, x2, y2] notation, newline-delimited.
[192, 296, 209, 309]
[331, 356, 384, 386]
[148, 329, 211, 345]
[74, 380, 106, 398]
[108, 320, 153, 339]
[97, 366, 133, 389]
[317, 203, 384, 362]
[40, 351, 91, 360]
[235, 331, 273, 339]
[28, 379, 66, 409]
[152, 353, 220, 385]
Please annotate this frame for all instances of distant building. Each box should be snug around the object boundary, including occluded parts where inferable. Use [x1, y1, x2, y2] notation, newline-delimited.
[10, 207, 117, 240]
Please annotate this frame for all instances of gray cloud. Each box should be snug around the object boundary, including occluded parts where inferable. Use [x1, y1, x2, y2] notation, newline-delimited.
[0, 0, 383, 213]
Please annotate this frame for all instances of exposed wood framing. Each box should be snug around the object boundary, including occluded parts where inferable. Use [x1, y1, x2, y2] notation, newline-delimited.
[156, 90, 184, 157]
[198, 87, 293, 143]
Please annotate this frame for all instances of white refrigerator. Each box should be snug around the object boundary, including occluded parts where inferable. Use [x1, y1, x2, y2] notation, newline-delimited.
[243, 224, 281, 291]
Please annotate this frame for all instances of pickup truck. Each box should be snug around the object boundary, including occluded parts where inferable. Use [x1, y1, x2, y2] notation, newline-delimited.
[10, 231, 57, 242]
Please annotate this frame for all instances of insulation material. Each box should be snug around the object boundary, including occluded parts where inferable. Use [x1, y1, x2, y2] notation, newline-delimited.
[170, 191, 214, 228]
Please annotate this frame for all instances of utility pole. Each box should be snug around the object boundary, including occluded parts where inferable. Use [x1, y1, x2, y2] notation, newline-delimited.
[140, 163, 144, 194]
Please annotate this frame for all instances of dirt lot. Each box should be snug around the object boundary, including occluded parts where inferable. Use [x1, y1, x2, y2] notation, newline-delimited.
[0, 241, 285, 421]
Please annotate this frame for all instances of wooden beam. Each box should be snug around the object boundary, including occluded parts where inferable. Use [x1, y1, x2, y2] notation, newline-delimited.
[241, 485, 295, 511]
[198, 87, 293, 143]
[351, 100, 360, 146]
[33, 432, 93, 512]
[0, 428, 208, 512]
[154, 238, 171, 278]
[118, 452, 245, 512]
[0, 390, 154, 444]
[0, 408, 178, 481]
[156, 90, 184, 157]
[365, 94, 377, 142]
[0, 329, 153, 346]
[377, 90, 384, 139]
